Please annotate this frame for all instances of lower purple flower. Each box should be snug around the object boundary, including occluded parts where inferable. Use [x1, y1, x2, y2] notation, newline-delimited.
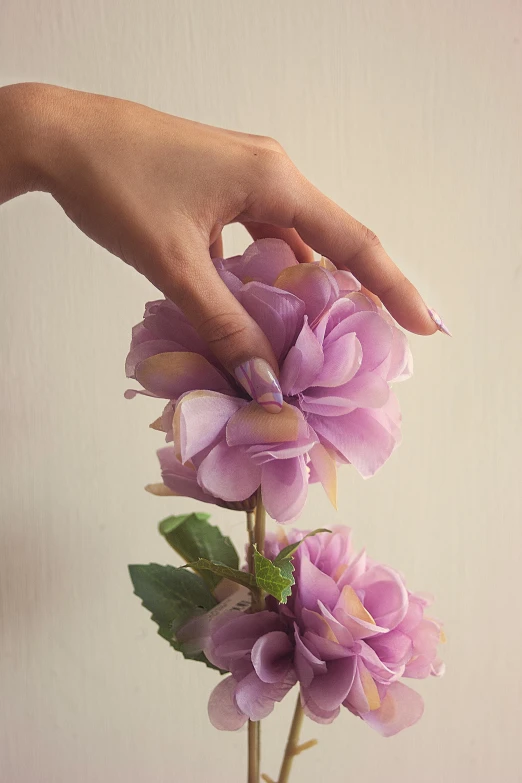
[204, 527, 444, 736]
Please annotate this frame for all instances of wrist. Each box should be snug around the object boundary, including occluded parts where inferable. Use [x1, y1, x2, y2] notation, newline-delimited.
[0, 82, 67, 202]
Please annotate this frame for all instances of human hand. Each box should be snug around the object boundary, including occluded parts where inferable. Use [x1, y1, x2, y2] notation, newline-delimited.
[0, 83, 447, 411]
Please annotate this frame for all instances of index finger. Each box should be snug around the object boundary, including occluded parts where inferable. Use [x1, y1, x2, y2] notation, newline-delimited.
[292, 181, 438, 336]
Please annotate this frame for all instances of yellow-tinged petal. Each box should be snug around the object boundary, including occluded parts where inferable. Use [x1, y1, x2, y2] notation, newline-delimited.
[145, 483, 176, 496]
[274, 263, 327, 295]
[135, 351, 229, 397]
[310, 611, 339, 643]
[318, 256, 336, 271]
[149, 417, 164, 431]
[440, 629, 447, 644]
[309, 443, 337, 509]
[228, 401, 300, 444]
[360, 665, 381, 711]
[338, 585, 376, 625]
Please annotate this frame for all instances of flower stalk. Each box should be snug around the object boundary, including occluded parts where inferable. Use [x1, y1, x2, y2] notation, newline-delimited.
[276, 694, 310, 783]
[248, 490, 267, 782]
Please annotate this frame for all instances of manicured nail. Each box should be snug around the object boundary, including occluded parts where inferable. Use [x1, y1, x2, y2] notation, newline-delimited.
[234, 358, 283, 413]
[427, 308, 452, 337]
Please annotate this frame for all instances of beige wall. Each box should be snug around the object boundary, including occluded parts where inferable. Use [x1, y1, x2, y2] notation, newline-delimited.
[1, 2, 521, 781]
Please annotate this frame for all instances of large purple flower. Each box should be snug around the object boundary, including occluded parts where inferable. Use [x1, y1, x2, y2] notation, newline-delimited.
[205, 527, 444, 737]
[126, 239, 412, 522]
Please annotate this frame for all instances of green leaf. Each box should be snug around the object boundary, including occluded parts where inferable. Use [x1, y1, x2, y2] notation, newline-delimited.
[128, 563, 219, 670]
[159, 513, 239, 590]
[183, 558, 256, 591]
[273, 529, 332, 566]
[253, 547, 295, 604]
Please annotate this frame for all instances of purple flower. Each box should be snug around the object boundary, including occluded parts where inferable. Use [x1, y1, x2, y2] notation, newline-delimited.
[126, 239, 412, 522]
[205, 527, 444, 736]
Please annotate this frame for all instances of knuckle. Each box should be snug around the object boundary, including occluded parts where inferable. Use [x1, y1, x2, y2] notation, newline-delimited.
[252, 134, 285, 154]
[197, 311, 250, 348]
[360, 225, 382, 250]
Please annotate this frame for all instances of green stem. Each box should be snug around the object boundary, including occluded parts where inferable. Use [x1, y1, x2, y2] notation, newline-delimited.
[277, 694, 305, 783]
[247, 491, 267, 783]
[254, 488, 266, 557]
[248, 719, 260, 783]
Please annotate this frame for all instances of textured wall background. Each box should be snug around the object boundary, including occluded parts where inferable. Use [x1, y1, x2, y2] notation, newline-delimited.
[1, 1, 521, 781]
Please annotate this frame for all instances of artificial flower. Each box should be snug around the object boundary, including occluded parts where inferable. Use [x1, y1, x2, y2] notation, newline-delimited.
[205, 527, 444, 736]
[126, 239, 412, 522]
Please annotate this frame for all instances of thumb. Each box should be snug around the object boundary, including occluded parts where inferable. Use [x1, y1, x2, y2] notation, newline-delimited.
[150, 236, 284, 414]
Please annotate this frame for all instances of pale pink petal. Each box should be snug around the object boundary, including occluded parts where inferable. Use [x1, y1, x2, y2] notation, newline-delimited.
[308, 443, 337, 508]
[344, 659, 381, 714]
[174, 391, 245, 463]
[198, 442, 261, 501]
[261, 456, 308, 523]
[238, 282, 304, 359]
[301, 689, 340, 724]
[368, 630, 413, 667]
[338, 372, 390, 408]
[240, 238, 299, 284]
[324, 311, 393, 372]
[334, 270, 361, 294]
[361, 682, 424, 737]
[307, 657, 357, 711]
[251, 631, 293, 683]
[274, 264, 339, 327]
[235, 670, 296, 721]
[208, 676, 248, 731]
[294, 628, 327, 686]
[280, 318, 324, 395]
[313, 332, 363, 388]
[157, 446, 219, 505]
[309, 409, 397, 478]
[352, 565, 409, 629]
[297, 557, 339, 612]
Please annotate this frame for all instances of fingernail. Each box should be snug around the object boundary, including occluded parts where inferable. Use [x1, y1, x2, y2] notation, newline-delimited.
[427, 308, 452, 337]
[234, 358, 283, 413]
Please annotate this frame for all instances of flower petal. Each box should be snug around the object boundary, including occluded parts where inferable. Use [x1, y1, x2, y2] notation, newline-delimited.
[174, 390, 245, 463]
[157, 445, 219, 505]
[324, 311, 393, 373]
[312, 332, 362, 388]
[240, 238, 299, 284]
[208, 676, 248, 731]
[198, 441, 261, 501]
[280, 317, 324, 395]
[344, 659, 381, 714]
[308, 443, 337, 508]
[297, 557, 339, 612]
[261, 456, 308, 523]
[360, 681, 424, 737]
[135, 352, 232, 399]
[307, 657, 357, 711]
[251, 631, 293, 683]
[226, 401, 301, 447]
[126, 339, 184, 378]
[238, 282, 304, 359]
[309, 408, 397, 478]
[352, 565, 409, 629]
[274, 264, 338, 327]
[301, 690, 340, 724]
[234, 670, 296, 721]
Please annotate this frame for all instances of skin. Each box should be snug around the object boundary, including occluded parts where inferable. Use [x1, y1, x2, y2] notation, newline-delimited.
[0, 82, 437, 376]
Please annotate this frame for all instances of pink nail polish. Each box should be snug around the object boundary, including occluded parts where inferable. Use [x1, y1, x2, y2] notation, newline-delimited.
[234, 358, 283, 414]
[427, 308, 452, 337]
